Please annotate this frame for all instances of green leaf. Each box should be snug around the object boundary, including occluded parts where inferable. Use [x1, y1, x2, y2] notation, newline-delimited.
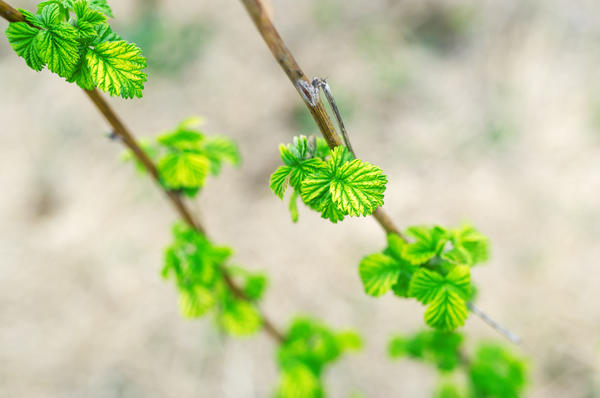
[157, 128, 204, 150]
[158, 152, 209, 190]
[36, 4, 80, 78]
[318, 198, 346, 223]
[243, 274, 268, 301]
[271, 166, 292, 199]
[329, 159, 387, 216]
[403, 225, 449, 265]
[388, 330, 463, 371]
[276, 363, 322, 398]
[409, 266, 471, 331]
[37, 0, 73, 20]
[68, 52, 95, 89]
[86, 39, 147, 98]
[443, 224, 490, 266]
[73, 0, 106, 39]
[218, 298, 262, 336]
[289, 158, 325, 190]
[88, 0, 114, 18]
[202, 136, 241, 175]
[359, 253, 401, 297]
[336, 331, 362, 351]
[469, 343, 528, 398]
[301, 146, 387, 218]
[93, 23, 121, 44]
[5, 22, 45, 71]
[435, 382, 465, 398]
[178, 286, 215, 318]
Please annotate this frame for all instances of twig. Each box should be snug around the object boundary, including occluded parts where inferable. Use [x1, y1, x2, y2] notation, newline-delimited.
[238, 0, 519, 343]
[0, 0, 285, 344]
[467, 302, 521, 344]
[239, 0, 405, 240]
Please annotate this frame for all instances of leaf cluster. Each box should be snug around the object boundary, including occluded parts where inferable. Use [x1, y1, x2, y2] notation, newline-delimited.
[275, 317, 362, 398]
[123, 117, 240, 196]
[162, 223, 266, 336]
[388, 330, 463, 372]
[359, 224, 489, 331]
[5, 0, 147, 98]
[270, 135, 387, 223]
[388, 330, 527, 398]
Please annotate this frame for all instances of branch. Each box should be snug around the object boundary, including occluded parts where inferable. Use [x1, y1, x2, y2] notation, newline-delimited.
[239, 0, 405, 239]
[238, 0, 519, 343]
[0, 0, 285, 344]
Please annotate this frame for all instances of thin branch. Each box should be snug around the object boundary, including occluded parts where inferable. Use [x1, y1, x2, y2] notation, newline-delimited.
[0, 0, 285, 344]
[238, 0, 519, 343]
[0, 0, 24, 23]
[239, 0, 405, 239]
[467, 302, 521, 344]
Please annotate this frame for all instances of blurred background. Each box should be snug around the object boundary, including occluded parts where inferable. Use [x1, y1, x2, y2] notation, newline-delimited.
[1, 0, 599, 396]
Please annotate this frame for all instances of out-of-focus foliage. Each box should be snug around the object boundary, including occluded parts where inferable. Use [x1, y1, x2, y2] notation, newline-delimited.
[275, 317, 361, 398]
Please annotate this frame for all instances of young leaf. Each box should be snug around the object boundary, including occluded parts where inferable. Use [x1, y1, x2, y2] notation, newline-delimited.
[93, 23, 121, 44]
[37, 0, 73, 20]
[37, 4, 80, 78]
[88, 0, 114, 18]
[469, 343, 528, 398]
[178, 286, 215, 318]
[403, 225, 449, 265]
[301, 146, 387, 218]
[270, 166, 292, 199]
[409, 266, 471, 331]
[73, 0, 106, 39]
[202, 136, 240, 175]
[217, 298, 262, 336]
[4, 22, 45, 71]
[86, 40, 147, 98]
[424, 289, 469, 332]
[243, 274, 268, 301]
[359, 253, 401, 297]
[158, 152, 210, 190]
[276, 363, 322, 398]
[388, 330, 463, 371]
[330, 159, 387, 216]
[68, 53, 95, 89]
[443, 224, 490, 266]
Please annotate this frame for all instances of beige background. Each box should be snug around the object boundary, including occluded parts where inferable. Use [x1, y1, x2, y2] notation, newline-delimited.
[1, 0, 599, 396]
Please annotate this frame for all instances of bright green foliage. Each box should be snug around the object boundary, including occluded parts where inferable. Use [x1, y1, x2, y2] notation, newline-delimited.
[275, 317, 361, 398]
[4, 0, 146, 98]
[302, 146, 387, 217]
[409, 266, 471, 331]
[469, 344, 527, 398]
[435, 383, 464, 398]
[88, 0, 113, 18]
[86, 39, 147, 98]
[403, 225, 449, 265]
[359, 234, 417, 297]
[359, 224, 488, 332]
[388, 330, 463, 372]
[4, 21, 45, 71]
[162, 223, 265, 337]
[270, 135, 387, 223]
[389, 330, 528, 398]
[124, 117, 240, 195]
[443, 224, 490, 266]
